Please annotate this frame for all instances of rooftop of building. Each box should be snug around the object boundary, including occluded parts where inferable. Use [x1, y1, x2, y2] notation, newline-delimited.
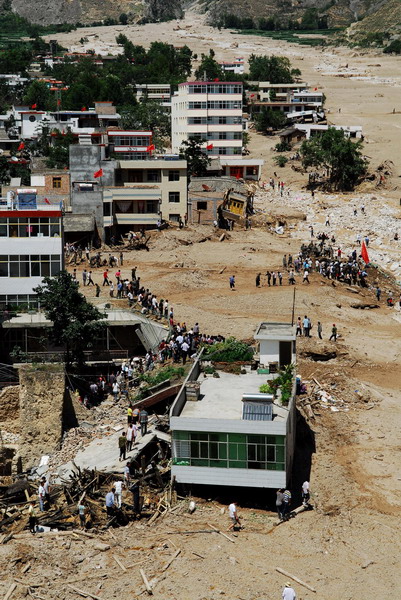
[180, 369, 288, 421]
[254, 322, 296, 341]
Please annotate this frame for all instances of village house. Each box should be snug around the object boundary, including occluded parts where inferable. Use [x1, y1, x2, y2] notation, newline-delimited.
[170, 322, 297, 491]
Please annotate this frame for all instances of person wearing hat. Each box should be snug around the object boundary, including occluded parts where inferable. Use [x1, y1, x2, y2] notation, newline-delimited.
[282, 582, 296, 600]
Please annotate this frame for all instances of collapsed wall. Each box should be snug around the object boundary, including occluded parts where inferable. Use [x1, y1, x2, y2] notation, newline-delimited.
[18, 364, 66, 470]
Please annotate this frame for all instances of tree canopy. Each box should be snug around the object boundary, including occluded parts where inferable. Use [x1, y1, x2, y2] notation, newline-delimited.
[120, 101, 170, 151]
[248, 54, 295, 83]
[33, 271, 105, 365]
[179, 138, 211, 178]
[254, 107, 287, 132]
[300, 128, 369, 190]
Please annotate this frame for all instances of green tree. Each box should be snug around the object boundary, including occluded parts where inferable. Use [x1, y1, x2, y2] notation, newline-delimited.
[194, 50, 223, 81]
[300, 128, 368, 190]
[46, 129, 76, 168]
[254, 107, 287, 132]
[120, 101, 170, 151]
[384, 39, 401, 54]
[0, 155, 11, 185]
[119, 13, 128, 24]
[274, 155, 288, 167]
[179, 138, 211, 178]
[248, 54, 295, 83]
[23, 80, 55, 111]
[33, 271, 105, 365]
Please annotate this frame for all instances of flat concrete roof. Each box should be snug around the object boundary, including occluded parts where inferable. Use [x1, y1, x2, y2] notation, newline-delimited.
[254, 322, 296, 341]
[181, 370, 286, 421]
[2, 309, 169, 330]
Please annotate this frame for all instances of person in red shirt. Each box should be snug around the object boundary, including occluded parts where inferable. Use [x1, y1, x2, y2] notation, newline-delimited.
[103, 269, 110, 286]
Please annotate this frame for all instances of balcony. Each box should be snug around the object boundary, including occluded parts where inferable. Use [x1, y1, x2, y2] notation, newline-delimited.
[0, 199, 62, 212]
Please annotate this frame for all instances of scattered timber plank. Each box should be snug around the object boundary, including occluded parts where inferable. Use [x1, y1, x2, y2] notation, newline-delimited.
[192, 551, 205, 559]
[72, 529, 95, 539]
[21, 563, 31, 574]
[275, 567, 316, 593]
[140, 569, 153, 595]
[166, 529, 215, 535]
[113, 554, 127, 571]
[219, 233, 225, 242]
[219, 266, 226, 274]
[67, 585, 102, 600]
[3, 582, 17, 600]
[162, 549, 181, 571]
[207, 523, 235, 543]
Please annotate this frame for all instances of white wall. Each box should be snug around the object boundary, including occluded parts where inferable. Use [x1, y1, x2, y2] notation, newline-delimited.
[172, 465, 286, 488]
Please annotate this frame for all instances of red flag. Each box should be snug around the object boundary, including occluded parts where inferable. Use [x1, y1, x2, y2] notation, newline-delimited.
[235, 173, 241, 180]
[250, 93, 255, 98]
[44, 198, 51, 205]
[214, 78, 219, 82]
[93, 168, 103, 178]
[57, 99, 61, 106]
[146, 144, 155, 152]
[17, 142, 25, 151]
[314, 87, 318, 91]
[81, 106, 86, 111]
[31, 103, 37, 109]
[206, 143, 214, 150]
[361, 240, 370, 263]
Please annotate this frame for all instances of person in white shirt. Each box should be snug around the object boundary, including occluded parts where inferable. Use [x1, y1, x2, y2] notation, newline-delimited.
[228, 501, 241, 531]
[124, 462, 131, 485]
[114, 480, 123, 508]
[38, 482, 46, 511]
[302, 480, 310, 506]
[282, 583, 296, 600]
[126, 424, 134, 452]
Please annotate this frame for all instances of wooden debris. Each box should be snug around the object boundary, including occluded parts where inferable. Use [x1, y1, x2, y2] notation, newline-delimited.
[162, 549, 181, 571]
[140, 569, 153, 595]
[67, 584, 102, 600]
[21, 563, 31, 574]
[275, 567, 316, 593]
[207, 523, 235, 543]
[113, 554, 127, 571]
[3, 582, 17, 600]
[192, 551, 205, 559]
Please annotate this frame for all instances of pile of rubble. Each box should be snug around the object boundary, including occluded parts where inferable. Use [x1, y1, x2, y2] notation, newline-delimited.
[0, 450, 173, 542]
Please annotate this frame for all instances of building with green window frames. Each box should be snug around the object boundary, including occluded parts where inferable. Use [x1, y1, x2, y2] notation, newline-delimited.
[170, 322, 297, 490]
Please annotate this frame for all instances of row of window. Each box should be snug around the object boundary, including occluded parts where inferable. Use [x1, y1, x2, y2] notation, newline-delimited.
[0, 255, 62, 278]
[188, 116, 242, 125]
[109, 136, 151, 146]
[173, 432, 285, 470]
[0, 217, 61, 238]
[119, 169, 181, 184]
[0, 294, 39, 310]
[190, 132, 242, 141]
[188, 101, 242, 110]
[208, 147, 242, 155]
[188, 84, 242, 94]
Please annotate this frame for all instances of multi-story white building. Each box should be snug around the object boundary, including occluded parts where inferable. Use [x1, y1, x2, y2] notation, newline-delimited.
[218, 57, 245, 75]
[0, 192, 63, 310]
[171, 81, 243, 158]
[135, 84, 172, 110]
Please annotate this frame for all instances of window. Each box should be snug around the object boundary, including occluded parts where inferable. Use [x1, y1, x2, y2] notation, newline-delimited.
[169, 214, 180, 222]
[103, 203, 111, 217]
[168, 170, 180, 182]
[146, 170, 161, 183]
[29, 115, 36, 122]
[173, 431, 285, 470]
[197, 201, 207, 210]
[52, 177, 62, 189]
[169, 192, 180, 203]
